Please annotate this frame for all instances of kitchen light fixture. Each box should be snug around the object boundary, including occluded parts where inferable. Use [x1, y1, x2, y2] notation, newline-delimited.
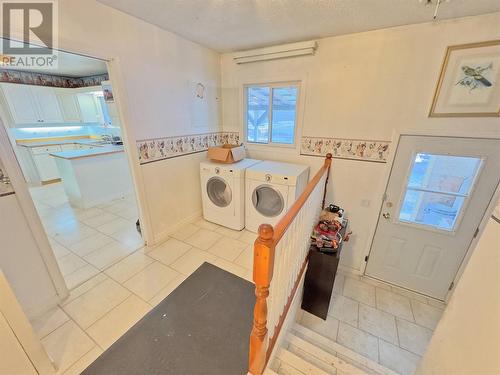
[233, 41, 317, 64]
[420, 0, 451, 20]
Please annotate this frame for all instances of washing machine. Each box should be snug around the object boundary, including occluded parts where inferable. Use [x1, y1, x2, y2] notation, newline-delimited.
[200, 159, 261, 230]
[245, 161, 310, 233]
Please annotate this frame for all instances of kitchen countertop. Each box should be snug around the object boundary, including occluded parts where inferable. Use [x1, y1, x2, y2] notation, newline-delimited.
[50, 145, 125, 160]
[17, 138, 102, 148]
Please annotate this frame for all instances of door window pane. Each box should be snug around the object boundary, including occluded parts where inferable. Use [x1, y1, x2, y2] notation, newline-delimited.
[408, 153, 481, 194]
[271, 87, 297, 144]
[246, 87, 269, 143]
[400, 190, 466, 231]
[399, 153, 482, 231]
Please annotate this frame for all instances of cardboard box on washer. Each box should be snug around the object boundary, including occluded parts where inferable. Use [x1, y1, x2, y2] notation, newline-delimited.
[207, 144, 246, 163]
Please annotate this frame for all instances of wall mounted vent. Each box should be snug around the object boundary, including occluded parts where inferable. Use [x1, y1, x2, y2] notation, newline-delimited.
[233, 41, 317, 64]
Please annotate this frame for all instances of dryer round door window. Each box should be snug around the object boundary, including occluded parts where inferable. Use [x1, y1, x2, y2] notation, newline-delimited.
[207, 177, 232, 207]
[252, 185, 285, 217]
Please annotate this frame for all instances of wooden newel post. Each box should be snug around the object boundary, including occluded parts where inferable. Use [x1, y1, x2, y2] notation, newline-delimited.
[322, 153, 333, 209]
[248, 223, 275, 375]
[325, 153, 333, 166]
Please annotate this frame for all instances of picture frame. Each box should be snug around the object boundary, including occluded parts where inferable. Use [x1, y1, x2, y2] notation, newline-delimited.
[101, 81, 114, 102]
[429, 40, 500, 117]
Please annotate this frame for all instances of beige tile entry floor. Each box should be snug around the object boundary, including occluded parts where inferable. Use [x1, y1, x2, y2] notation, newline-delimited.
[30, 214, 256, 374]
[296, 272, 446, 375]
[28, 191, 444, 374]
[29, 183, 144, 290]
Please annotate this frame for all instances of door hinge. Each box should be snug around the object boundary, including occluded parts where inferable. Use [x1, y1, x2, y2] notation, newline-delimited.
[365, 255, 369, 262]
[473, 227, 480, 239]
[448, 281, 454, 291]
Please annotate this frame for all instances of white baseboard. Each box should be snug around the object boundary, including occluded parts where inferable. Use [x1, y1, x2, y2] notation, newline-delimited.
[150, 210, 203, 247]
[338, 264, 362, 277]
[24, 294, 61, 320]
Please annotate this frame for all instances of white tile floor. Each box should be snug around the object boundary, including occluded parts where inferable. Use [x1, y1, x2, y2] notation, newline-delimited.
[29, 190, 444, 375]
[29, 215, 256, 374]
[30, 183, 144, 290]
[297, 272, 446, 375]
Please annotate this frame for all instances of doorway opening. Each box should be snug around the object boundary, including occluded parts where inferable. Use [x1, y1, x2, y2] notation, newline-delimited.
[0, 42, 144, 290]
[296, 135, 500, 375]
[365, 135, 500, 300]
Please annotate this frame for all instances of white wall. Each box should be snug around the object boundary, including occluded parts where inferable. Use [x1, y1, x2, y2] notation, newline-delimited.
[0, 194, 59, 318]
[221, 12, 500, 271]
[415, 216, 500, 375]
[5, 0, 222, 243]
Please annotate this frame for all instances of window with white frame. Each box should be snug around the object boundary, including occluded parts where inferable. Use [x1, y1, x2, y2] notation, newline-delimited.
[245, 83, 299, 145]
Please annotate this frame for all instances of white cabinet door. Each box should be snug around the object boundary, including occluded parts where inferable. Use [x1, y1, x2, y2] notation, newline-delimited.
[77, 93, 103, 123]
[75, 144, 93, 150]
[30, 86, 64, 123]
[31, 146, 61, 181]
[1, 83, 39, 124]
[33, 154, 60, 181]
[60, 144, 77, 151]
[56, 89, 82, 123]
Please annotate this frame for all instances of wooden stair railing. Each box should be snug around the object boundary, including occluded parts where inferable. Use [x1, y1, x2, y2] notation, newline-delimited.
[248, 154, 333, 375]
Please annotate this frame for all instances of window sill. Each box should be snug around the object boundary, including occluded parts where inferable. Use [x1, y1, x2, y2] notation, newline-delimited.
[244, 142, 299, 155]
[245, 141, 297, 150]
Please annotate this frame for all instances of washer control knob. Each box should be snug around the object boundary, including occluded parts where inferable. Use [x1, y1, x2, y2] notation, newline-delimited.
[215, 167, 220, 174]
[265, 174, 272, 182]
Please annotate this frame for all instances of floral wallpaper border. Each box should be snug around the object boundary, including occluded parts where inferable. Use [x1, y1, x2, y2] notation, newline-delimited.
[0, 69, 109, 88]
[137, 132, 240, 165]
[301, 136, 391, 162]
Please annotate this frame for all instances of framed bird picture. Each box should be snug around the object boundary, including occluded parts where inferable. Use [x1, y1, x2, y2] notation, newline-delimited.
[429, 40, 500, 117]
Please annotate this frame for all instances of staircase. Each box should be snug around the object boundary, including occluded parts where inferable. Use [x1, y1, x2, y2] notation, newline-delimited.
[247, 155, 402, 375]
[269, 323, 399, 375]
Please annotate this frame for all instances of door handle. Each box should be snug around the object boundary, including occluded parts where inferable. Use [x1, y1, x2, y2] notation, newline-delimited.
[382, 212, 391, 219]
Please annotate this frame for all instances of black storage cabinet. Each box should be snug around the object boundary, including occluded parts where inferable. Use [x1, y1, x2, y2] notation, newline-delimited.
[301, 222, 347, 320]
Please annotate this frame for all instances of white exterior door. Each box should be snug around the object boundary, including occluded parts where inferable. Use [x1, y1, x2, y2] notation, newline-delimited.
[366, 135, 500, 300]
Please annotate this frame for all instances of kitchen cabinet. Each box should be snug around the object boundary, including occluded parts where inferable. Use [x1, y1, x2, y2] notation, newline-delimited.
[1, 84, 39, 124]
[77, 93, 103, 123]
[76, 144, 94, 149]
[18, 143, 99, 184]
[33, 154, 59, 181]
[1, 83, 107, 126]
[1, 83, 63, 124]
[31, 145, 62, 182]
[60, 143, 94, 151]
[60, 144, 77, 151]
[54, 148, 132, 209]
[55, 89, 82, 123]
[30, 86, 63, 123]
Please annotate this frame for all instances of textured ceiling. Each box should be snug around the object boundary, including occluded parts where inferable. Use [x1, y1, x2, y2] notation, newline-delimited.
[2, 39, 108, 76]
[29, 51, 108, 77]
[97, 0, 500, 52]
